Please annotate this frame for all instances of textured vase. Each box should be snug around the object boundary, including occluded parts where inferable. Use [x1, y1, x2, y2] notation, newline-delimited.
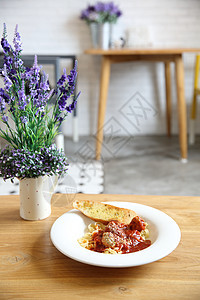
[90, 23, 99, 48]
[90, 23, 110, 49]
[19, 176, 57, 221]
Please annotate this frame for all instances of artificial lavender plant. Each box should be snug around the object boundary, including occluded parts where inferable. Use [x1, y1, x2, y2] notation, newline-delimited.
[0, 24, 80, 180]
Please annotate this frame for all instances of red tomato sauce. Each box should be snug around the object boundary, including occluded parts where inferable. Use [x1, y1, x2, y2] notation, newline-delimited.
[91, 216, 151, 254]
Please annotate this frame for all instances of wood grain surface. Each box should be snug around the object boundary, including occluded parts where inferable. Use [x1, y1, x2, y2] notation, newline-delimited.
[85, 48, 200, 55]
[0, 194, 200, 300]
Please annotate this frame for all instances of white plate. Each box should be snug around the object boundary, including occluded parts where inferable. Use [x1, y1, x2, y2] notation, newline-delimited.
[50, 202, 181, 268]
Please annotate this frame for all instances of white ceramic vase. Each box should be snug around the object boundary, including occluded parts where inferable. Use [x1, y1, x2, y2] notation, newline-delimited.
[109, 23, 114, 48]
[99, 23, 110, 50]
[19, 176, 57, 221]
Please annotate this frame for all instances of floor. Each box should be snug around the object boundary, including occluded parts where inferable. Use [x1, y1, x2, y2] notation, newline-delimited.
[65, 135, 200, 196]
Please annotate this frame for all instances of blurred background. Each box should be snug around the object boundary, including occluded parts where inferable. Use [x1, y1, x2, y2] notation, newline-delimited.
[1, 0, 200, 196]
[1, 0, 200, 137]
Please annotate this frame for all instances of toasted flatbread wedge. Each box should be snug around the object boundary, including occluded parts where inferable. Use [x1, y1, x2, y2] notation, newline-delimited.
[73, 200, 137, 224]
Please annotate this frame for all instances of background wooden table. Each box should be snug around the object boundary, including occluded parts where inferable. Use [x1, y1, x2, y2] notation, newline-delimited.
[85, 48, 200, 161]
[0, 193, 200, 299]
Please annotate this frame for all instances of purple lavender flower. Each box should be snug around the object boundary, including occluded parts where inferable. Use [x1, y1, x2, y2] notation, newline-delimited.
[80, 1, 122, 24]
[95, 2, 106, 12]
[40, 71, 50, 91]
[80, 5, 96, 20]
[2, 65, 12, 90]
[66, 100, 77, 113]
[30, 55, 42, 84]
[2, 115, 8, 122]
[1, 23, 24, 79]
[80, 6, 100, 22]
[80, 10, 88, 19]
[4, 56, 13, 66]
[25, 55, 42, 91]
[58, 95, 67, 111]
[57, 68, 67, 87]
[46, 89, 54, 100]
[88, 5, 96, 12]
[18, 81, 28, 110]
[66, 91, 81, 113]
[67, 63, 77, 86]
[0, 88, 10, 104]
[13, 25, 22, 53]
[20, 116, 28, 123]
[0, 146, 68, 180]
[12, 25, 24, 70]
[1, 38, 11, 53]
[26, 55, 49, 110]
[0, 97, 6, 112]
[115, 8, 122, 17]
[57, 61, 78, 112]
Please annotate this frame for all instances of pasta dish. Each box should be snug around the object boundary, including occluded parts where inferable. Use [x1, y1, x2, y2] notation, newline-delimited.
[78, 216, 151, 254]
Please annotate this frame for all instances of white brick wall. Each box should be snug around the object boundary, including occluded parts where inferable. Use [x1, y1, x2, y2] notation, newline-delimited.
[0, 0, 200, 136]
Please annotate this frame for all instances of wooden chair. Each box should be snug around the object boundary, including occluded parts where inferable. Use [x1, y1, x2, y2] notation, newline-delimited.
[189, 54, 200, 144]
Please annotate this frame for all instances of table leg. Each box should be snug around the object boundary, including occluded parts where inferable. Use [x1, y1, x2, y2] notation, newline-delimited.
[165, 61, 172, 137]
[96, 56, 111, 160]
[175, 55, 188, 162]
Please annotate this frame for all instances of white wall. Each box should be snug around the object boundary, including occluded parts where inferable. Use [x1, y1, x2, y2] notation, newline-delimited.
[1, 0, 200, 137]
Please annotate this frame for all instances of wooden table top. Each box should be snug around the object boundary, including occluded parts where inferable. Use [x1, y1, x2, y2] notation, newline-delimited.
[85, 48, 200, 55]
[1, 193, 200, 300]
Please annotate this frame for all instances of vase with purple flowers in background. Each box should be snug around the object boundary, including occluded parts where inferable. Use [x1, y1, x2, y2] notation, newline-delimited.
[80, 1, 122, 49]
[0, 24, 80, 220]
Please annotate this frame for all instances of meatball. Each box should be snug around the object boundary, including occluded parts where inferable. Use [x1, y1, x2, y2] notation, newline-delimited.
[102, 232, 116, 248]
[129, 216, 146, 231]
